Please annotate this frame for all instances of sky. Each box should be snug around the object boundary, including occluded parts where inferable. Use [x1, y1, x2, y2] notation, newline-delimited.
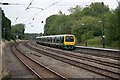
[1, 0, 119, 33]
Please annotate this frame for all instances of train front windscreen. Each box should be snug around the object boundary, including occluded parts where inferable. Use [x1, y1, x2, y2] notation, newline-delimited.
[65, 36, 74, 42]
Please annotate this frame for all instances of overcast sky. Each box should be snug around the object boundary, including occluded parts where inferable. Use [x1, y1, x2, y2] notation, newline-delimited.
[1, 0, 119, 33]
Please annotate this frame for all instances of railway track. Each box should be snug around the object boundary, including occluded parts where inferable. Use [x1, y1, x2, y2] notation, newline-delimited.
[32, 42, 120, 69]
[24, 41, 120, 79]
[10, 42, 67, 80]
[75, 46, 120, 60]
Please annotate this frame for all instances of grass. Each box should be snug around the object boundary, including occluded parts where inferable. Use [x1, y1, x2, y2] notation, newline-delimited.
[77, 36, 119, 50]
[2, 69, 12, 80]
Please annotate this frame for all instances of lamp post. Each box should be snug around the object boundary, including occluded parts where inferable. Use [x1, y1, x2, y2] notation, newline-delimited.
[116, 0, 120, 49]
[101, 2, 105, 48]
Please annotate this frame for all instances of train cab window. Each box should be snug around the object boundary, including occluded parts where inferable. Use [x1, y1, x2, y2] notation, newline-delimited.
[65, 36, 74, 42]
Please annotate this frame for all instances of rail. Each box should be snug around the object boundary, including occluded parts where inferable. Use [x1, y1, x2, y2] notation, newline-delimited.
[76, 46, 120, 52]
[75, 46, 120, 60]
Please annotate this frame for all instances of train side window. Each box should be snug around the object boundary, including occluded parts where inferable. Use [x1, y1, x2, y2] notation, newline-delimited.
[46, 38, 48, 42]
[56, 37, 59, 43]
[43, 38, 45, 42]
[52, 37, 54, 43]
[44, 38, 46, 42]
[54, 37, 56, 43]
[48, 38, 49, 42]
[49, 38, 50, 42]
[46, 38, 47, 42]
[51, 38, 52, 42]
[61, 36, 64, 43]
[44, 38, 45, 42]
[45, 38, 47, 42]
[54, 38, 55, 43]
[58, 37, 61, 43]
[50, 37, 51, 42]
[60, 37, 62, 43]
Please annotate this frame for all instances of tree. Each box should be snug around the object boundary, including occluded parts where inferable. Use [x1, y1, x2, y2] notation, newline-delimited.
[58, 10, 62, 15]
[71, 16, 102, 43]
[44, 14, 71, 35]
[82, 2, 110, 17]
[104, 6, 120, 47]
[1, 9, 11, 41]
[44, 2, 120, 48]
[11, 23, 25, 40]
[68, 5, 82, 14]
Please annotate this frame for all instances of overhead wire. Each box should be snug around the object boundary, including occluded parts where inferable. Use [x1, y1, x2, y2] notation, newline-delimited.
[23, 0, 62, 24]
[16, 0, 117, 25]
[25, 0, 35, 10]
[13, 0, 92, 24]
[26, 6, 43, 10]
[13, 0, 35, 24]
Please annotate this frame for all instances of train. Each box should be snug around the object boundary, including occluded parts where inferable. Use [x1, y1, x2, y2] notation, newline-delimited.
[36, 34, 76, 50]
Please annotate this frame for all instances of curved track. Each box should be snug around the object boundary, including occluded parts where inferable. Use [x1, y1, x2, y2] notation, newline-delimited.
[24, 41, 120, 79]
[32, 42, 120, 69]
[10, 42, 67, 80]
[74, 47, 120, 60]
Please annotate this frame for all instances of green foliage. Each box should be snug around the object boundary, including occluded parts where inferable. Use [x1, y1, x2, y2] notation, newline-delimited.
[11, 24, 25, 40]
[24, 33, 43, 40]
[2, 72, 12, 80]
[71, 16, 102, 43]
[44, 14, 71, 35]
[104, 7, 120, 46]
[82, 2, 109, 17]
[1, 9, 11, 41]
[1, 9, 26, 41]
[44, 2, 119, 49]
[81, 31, 94, 41]
[111, 41, 118, 48]
[115, 5, 120, 49]
[83, 36, 102, 47]
[68, 5, 82, 14]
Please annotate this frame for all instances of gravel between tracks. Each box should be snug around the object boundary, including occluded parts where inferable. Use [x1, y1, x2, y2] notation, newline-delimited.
[18, 42, 106, 78]
[2, 42, 37, 78]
